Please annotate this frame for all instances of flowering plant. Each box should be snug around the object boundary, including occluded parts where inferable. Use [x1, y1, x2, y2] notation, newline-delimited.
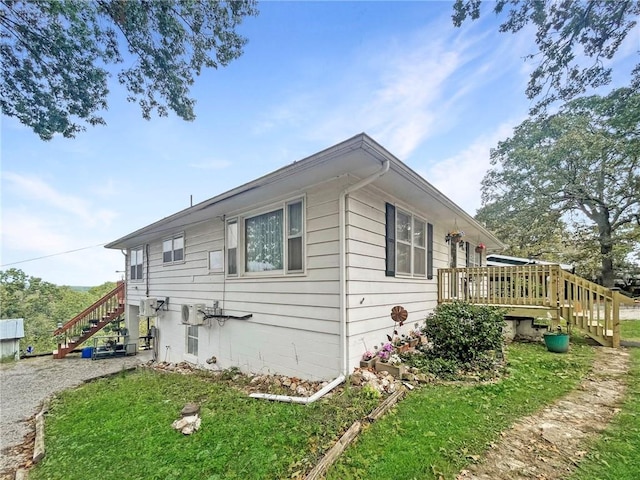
[388, 354, 402, 366]
[362, 351, 375, 361]
[476, 242, 486, 250]
[409, 329, 422, 339]
[376, 342, 393, 361]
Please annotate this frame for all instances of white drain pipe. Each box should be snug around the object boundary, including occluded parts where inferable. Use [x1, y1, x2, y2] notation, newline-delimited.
[249, 374, 346, 404]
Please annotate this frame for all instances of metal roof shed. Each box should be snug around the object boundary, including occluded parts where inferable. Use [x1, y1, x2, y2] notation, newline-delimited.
[0, 318, 25, 360]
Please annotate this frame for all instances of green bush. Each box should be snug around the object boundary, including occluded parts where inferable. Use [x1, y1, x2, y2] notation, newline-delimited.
[422, 301, 506, 366]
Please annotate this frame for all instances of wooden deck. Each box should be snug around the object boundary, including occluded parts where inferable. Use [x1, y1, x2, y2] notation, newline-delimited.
[437, 265, 634, 347]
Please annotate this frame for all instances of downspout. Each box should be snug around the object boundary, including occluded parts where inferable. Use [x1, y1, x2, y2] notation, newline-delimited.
[250, 156, 390, 404]
[338, 159, 390, 375]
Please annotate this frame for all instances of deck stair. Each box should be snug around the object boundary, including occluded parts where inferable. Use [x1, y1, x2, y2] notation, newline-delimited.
[438, 265, 634, 347]
[53, 281, 125, 359]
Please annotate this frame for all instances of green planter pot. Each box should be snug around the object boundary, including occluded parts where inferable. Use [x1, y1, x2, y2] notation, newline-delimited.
[543, 333, 570, 353]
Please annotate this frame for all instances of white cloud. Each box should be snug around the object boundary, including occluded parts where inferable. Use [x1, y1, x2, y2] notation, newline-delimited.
[2, 172, 117, 227]
[420, 121, 518, 215]
[255, 12, 532, 161]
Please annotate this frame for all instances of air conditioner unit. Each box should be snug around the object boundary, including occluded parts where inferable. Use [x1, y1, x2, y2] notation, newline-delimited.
[181, 304, 205, 325]
[139, 298, 158, 317]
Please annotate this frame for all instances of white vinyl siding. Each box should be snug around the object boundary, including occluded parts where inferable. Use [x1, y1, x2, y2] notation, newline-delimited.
[345, 185, 450, 372]
[125, 181, 341, 380]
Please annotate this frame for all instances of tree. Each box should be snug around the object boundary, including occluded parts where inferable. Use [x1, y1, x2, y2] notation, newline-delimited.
[452, 0, 640, 113]
[480, 88, 640, 286]
[1, 0, 258, 140]
[0, 268, 120, 354]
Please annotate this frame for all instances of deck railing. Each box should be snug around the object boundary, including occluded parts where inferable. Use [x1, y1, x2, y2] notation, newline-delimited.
[438, 265, 634, 347]
[53, 281, 125, 358]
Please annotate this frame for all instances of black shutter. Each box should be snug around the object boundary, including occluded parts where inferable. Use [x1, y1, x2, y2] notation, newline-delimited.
[427, 223, 433, 279]
[465, 241, 471, 267]
[385, 203, 395, 277]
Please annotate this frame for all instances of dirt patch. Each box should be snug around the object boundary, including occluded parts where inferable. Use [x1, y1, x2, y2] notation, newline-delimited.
[458, 347, 630, 480]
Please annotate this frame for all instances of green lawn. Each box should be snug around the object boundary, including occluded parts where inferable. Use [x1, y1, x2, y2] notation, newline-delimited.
[31, 342, 597, 480]
[30, 370, 379, 480]
[326, 342, 595, 479]
[569, 347, 640, 480]
[621, 319, 640, 341]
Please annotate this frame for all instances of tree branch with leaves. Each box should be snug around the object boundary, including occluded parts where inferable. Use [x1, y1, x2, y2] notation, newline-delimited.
[479, 88, 640, 286]
[0, 0, 258, 140]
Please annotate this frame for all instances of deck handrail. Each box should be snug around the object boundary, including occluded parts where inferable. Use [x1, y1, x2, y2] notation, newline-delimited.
[53, 281, 125, 336]
[438, 265, 628, 347]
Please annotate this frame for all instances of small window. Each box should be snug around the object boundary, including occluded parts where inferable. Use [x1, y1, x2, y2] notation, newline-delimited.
[130, 247, 143, 280]
[209, 250, 223, 271]
[163, 234, 184, 264]
[287, 200, 304, 272]
[186, 325, 198, 356]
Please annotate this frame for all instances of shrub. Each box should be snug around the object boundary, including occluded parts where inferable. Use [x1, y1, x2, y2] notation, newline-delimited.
[422, 301, 506, 366]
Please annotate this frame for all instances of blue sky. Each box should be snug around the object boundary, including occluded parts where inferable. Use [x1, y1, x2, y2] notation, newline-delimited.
[1, 1, 636, 286]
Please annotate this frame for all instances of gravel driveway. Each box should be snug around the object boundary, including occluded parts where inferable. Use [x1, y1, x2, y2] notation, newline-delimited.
[0, 351, 152, 477]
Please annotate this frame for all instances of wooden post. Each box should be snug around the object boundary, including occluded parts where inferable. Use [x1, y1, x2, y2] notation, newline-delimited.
[612, 293, 621, 348]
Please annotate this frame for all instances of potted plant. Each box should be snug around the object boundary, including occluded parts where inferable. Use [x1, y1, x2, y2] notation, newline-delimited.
[375, 352, 405, 378]
[360, 350, 377, 368]
[475, 243, 486, 253]
[446, 229, 465, 244]
[543, 324, 570, 353]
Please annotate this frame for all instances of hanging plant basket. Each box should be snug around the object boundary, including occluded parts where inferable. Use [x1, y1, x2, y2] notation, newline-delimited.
[475, 243, 486, 253]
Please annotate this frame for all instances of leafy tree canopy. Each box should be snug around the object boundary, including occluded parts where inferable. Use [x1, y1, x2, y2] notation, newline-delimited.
[0, 268, 117, 354]
[453, 0, 640, 113]
[479, 88, 640, 286]
[0, 0, 258, 140]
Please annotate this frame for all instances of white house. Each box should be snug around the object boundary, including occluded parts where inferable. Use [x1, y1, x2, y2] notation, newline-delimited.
[106, 133, 504, 380]
[0, 318, 25, 361]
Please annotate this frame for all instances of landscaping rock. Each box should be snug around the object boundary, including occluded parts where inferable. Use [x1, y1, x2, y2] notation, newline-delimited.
[172, 414, 201, 435]
[180, 403, 200, 417]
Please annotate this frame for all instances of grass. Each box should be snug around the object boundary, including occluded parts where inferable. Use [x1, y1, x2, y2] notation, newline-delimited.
[569, 347, 640, 480]
[621, 319, 640, 341]
[30, 341, 598, 480]
[325, 341, 595, 480]
[29, 370, 379, 480]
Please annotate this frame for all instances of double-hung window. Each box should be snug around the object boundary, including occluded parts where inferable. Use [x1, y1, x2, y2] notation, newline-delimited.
[163, 234, 184, 264]
[130, 247, 143, 281]
[395, 209, 426, 276]
[227, 198, 304, 276]
[386, 203, 432, 278]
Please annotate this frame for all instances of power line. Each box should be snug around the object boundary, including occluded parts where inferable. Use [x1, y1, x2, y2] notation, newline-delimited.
[1, 243, 108, 267]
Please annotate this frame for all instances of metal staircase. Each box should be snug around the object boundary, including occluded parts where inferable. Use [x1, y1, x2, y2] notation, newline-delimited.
[53, 281, 125, 359]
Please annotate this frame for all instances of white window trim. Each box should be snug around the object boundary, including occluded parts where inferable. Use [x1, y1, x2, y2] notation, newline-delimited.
[395, 208, 427, 278]
[162, 233, 185, 265]
[226, 197, 306, 278]
[130, 246, 144, 282]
